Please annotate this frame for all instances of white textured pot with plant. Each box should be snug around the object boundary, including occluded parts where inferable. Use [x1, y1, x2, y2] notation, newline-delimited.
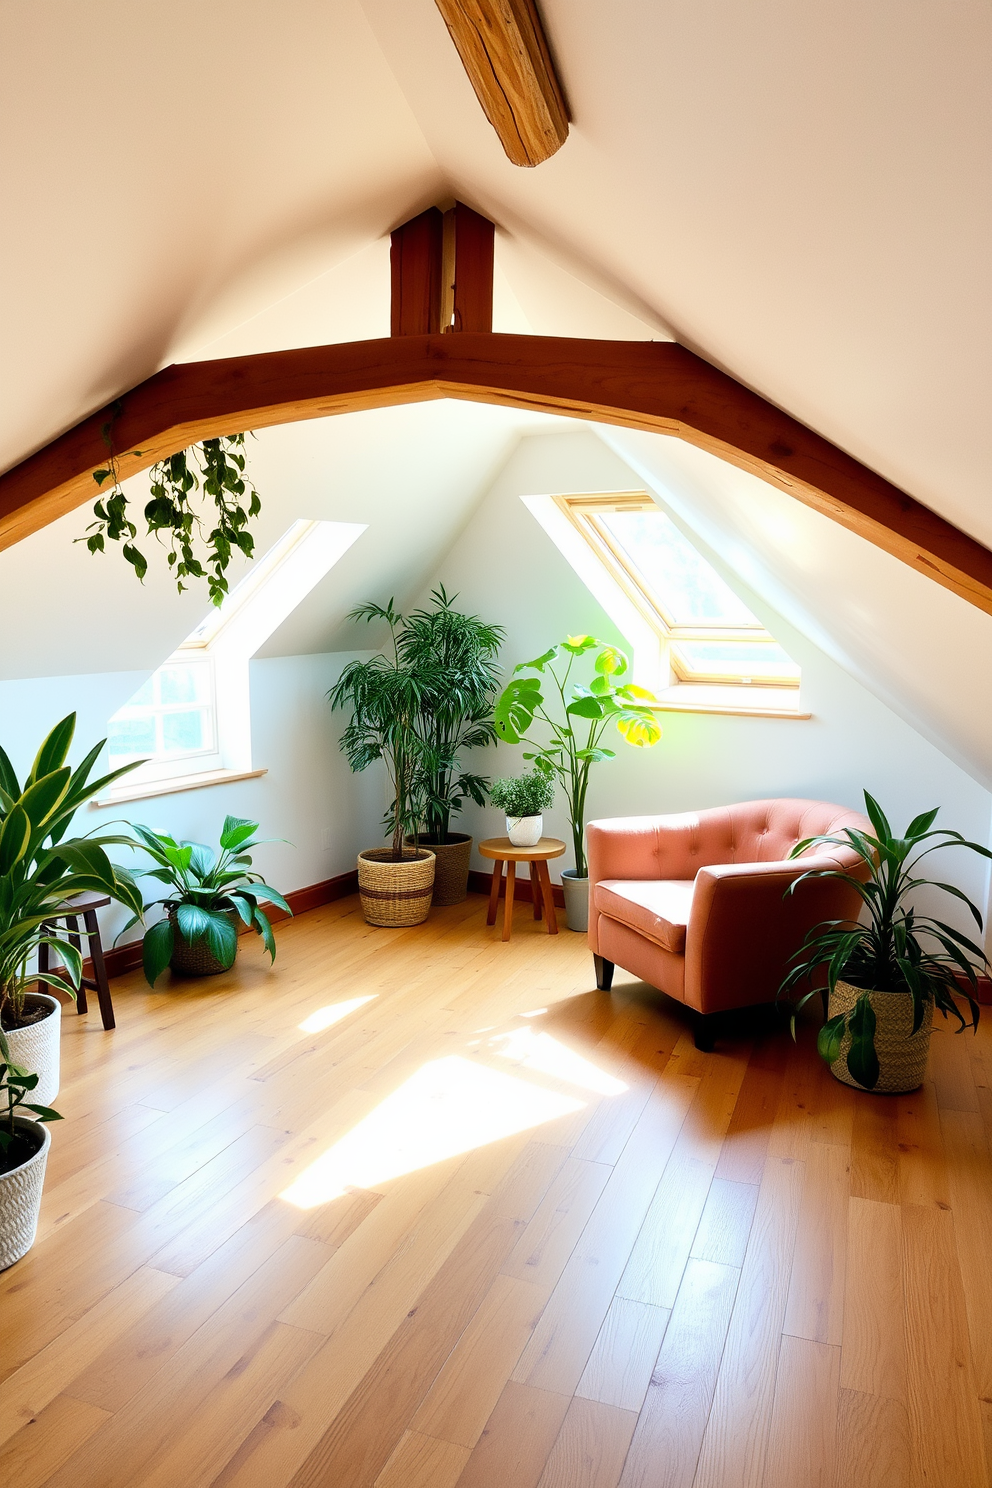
[0, 713, 145, 1102]
[779, 792, 992, 1094]
[490, 772, 555, 849]
[0, 1040, 64, 1270]
[495, 636, 663, 932]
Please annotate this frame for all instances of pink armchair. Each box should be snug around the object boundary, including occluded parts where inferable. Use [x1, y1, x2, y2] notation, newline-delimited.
[587, 798, 872, 1050]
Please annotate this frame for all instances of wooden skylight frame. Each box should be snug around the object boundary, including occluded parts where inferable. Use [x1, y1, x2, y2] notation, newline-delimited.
[555, 492, 801, 690]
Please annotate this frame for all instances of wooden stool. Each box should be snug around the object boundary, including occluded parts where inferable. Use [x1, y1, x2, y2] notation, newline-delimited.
[478, 837, 566, 942]
[38, 892, 116, 1030]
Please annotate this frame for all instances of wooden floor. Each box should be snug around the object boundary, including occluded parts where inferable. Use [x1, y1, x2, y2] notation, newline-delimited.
[3, 894, 991, 1488]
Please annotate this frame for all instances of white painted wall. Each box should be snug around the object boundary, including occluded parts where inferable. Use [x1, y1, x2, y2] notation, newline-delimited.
[423, 430, 992, 943]
[0, 652, 384, 951]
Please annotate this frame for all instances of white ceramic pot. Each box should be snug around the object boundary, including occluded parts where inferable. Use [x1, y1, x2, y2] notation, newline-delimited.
[0, 1117, 51, 1270]
[506, 815, 543, 848]
[5, 994, 61, 1108]
[561, 870, 590, 933]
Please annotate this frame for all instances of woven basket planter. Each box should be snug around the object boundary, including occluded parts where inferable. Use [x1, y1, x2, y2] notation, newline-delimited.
[828, 979, 934, 1094]
[405, 835, 472, 906]
[167, 910, 241, 978]
[5, 994, 61, 1108]
[0, 1117, 51, 1271]
[358, 849, 435, 927]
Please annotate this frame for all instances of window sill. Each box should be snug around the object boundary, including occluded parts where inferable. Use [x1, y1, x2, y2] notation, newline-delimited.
[646, 686, 810, 720]
[92, 767, 268, 806]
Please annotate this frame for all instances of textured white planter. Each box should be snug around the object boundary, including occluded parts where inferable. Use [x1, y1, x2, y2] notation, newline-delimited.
[0, 1117, 51, 1270]
[561, 870, 590, 933]
[506, 815, 543, 848]
[5, 994, 61, 1108]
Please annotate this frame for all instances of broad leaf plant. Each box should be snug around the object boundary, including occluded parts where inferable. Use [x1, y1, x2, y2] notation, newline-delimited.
[494, 636, 662, 878]
[779, 791, 992, 1090]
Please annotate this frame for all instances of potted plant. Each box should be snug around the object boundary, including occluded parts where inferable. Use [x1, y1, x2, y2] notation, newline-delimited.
[399, 587, 504, 905]
[779, 792, 991, 1093]
[490, 772, 555, 847]
[122, 817, 292, 984]
[0, 715, 145, 1102]
[0, 1044, 63, 1270]
[329, 600, 436, 927]
[494, 636, 662, 931]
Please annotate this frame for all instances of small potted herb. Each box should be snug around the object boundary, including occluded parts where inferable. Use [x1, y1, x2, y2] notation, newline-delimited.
[779, 792, 991, 1092]
[0, 1046, 63, 1270]
[124, 817, 291, 985]
[490, 772, 555, 848]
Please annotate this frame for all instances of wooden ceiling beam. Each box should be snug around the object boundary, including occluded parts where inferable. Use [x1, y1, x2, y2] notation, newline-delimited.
[433, 0, 569, 167]
[2, 333, 991, 616]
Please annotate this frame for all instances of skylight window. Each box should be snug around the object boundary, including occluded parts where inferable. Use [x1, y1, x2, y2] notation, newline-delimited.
[554, 494, 800, 694]
[104, 519, 366, 799]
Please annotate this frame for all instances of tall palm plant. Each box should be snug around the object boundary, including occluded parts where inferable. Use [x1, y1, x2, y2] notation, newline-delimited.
[328, 600, 427, 861]
[0, 715, 144, 1030]
[398, 587, 504, 843]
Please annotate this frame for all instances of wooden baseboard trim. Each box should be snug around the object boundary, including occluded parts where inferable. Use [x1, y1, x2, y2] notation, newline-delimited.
[86, 869, 361, 982]
[955, 971, 992, 1007]
[467, 868, 566, 909]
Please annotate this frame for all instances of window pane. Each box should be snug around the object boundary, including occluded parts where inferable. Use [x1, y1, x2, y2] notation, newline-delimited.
[107, 717, 157, 763]
[129, 677, 154, 708]
[158, 664, 207, 705]
[161, 709, 207, 754]
[598, 509, 759, 627]
[671, 640, 801, 682]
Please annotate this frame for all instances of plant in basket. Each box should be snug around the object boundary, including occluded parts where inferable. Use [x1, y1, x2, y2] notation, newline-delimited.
[0, 1043, 64, 1270]
[124, 816, 291, 984]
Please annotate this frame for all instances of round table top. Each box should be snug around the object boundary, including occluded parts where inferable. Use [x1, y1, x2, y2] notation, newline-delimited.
[478, 836, 566, 862]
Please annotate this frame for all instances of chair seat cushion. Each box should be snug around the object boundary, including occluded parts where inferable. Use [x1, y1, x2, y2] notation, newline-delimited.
[594, 879, 695, 955]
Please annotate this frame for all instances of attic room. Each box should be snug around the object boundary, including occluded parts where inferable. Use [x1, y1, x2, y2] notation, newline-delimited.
[2, 1, 991, 1485]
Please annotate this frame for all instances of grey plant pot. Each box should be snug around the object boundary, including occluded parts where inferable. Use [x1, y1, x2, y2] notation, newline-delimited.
[560, 870, 590, 933]
[0, 1116, 51, 1270]
[4, 993, 61, 1108]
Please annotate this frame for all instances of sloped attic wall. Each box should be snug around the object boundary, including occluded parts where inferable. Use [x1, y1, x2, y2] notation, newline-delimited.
[420, 430, 992, 941]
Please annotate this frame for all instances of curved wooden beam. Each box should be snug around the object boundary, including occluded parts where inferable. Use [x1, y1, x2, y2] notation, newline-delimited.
[2, 333, 991, 615]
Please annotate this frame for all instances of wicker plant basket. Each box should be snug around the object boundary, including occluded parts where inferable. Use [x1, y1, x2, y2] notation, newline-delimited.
[5, 994, 61, 1108]
[168, 910, 241, 978]
[0, 1117, 50, 1271]
[828, 979, 934, 1094]
[405, 835, 472, 906]
[358, 849, 435, 927]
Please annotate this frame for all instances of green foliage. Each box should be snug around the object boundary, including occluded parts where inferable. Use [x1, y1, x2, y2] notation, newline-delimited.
[489, 773, 555, 818]
[329, 589, 504, 856]
[779, 791, 992, 1089]
[124, 816, 291, 986]
[0, 715, 145, 1030]
[0, 1053, 63, 1167]
[83, 409, 262, 606]
[493, 636, 662, 877]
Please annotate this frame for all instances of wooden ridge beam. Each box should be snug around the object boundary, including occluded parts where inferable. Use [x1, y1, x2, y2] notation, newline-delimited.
[2, 333, 991, 615]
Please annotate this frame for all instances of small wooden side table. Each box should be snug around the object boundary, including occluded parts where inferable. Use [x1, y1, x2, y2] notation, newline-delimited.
[478, 837, 566, 941]
[37, 892, 116, 1029]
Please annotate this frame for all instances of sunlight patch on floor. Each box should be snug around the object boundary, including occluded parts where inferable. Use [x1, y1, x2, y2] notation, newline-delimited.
[280, 1054, 585, 1208]
[298, 994, 377, 1033]
[492, 1026, 629, 1096]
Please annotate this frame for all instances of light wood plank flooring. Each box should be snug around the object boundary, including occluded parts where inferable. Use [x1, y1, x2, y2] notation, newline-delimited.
[2, 893, 991, 1488]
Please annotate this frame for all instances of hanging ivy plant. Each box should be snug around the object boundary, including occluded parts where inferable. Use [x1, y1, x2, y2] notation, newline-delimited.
[81, 407, 262, 606]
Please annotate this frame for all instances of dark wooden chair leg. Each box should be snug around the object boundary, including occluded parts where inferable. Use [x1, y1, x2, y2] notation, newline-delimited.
[65, 915, 87, 1014]
[84, 909, 115, 1030]
[593, 955, 614, 991]
[693, 1014, 717, 1053]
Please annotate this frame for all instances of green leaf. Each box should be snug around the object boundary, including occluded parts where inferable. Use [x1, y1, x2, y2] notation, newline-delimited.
[0, 742, 20, 800]
[566, 695, 606, 720]
[142, 918, 174, 987]
[175, 904, 212, 943]
[24, 1104, 64, 1122]
[560, 635, 599, 655]
[513, 647, 557, 673]
[253, 906, 276, 961]
[202, 911, 238, 967]
[494, 677, 542, 744]
[219, 816, 258, 851]
[846, 996, 880, 1089]
[905, 807, 939, 838]
[594, 645, 628, 677]
[614, 712, 663, 747]
[816, 1012, 847, 1064]
[0, 805, 32, 873]
[28, 715, 75, 785]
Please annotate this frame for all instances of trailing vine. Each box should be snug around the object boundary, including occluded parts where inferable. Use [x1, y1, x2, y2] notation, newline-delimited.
[81, 408, 262, 606]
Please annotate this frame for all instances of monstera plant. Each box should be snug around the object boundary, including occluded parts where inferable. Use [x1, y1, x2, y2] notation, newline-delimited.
[494, 636, 662, 928]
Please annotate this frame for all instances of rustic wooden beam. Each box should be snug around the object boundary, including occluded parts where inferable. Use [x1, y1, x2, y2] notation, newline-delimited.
[2, 333, 991, 615]
[390, 208, 444, 335]
[433, 0, 569, 167]
[451, 202, 495, 332]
